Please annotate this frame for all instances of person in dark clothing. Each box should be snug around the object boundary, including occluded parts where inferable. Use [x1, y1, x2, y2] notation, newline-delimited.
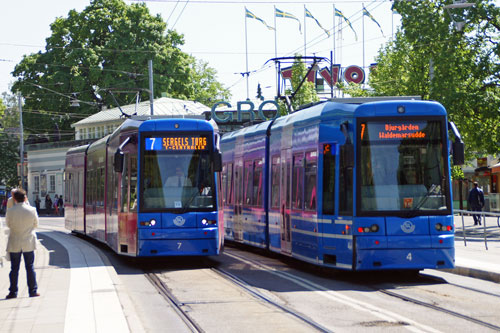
[34, 195, 41, 214]
[468, 182, 485, 225]
[57, 195, 64, 216]
[45, 195, 52, 216]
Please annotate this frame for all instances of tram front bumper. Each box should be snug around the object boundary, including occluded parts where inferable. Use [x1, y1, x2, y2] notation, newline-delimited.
[354, 235, 455, 270]
[138, 228, 219, 256]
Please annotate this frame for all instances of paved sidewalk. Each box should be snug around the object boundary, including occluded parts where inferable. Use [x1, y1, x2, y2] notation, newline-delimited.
[450, 214, 500, 283]
[0, 215, 498, 332]
[0, 220, 130, 332]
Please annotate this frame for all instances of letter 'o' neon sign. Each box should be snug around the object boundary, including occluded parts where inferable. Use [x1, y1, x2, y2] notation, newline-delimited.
[343, 65, 365, 84]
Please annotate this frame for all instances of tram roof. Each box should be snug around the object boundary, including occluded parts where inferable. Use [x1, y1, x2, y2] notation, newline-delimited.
[222, 99, 446, 140]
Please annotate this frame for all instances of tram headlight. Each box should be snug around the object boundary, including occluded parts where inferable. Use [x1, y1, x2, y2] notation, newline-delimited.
[435, 223, 452, 232]
[357, 224, 379, 233]
[201, 218, 216, 226]
[140, 219, 157, 227]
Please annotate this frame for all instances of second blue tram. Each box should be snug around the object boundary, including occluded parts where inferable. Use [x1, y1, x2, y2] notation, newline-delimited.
[220, 98, 464, 271]
[65, 117, 224, 257]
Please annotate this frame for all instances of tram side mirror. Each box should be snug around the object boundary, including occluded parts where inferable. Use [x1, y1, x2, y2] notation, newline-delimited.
[341, 143, 354, 169]
[452, 141, 465, 165]
[213, 151, 222, 172]
[114, 149, 124, 173]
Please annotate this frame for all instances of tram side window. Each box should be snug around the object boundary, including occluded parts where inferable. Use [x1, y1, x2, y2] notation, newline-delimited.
[222, 164, 227, 205]
[243, 160, 253, 206]
[339, 146, 353, 216]
[86, 170, 92, 205]
[227, 163, 233, 204]
[129, 156, 137, 210]
[65, 173, 70, 204]
[305, 151, 317, 211]
[292, 153, 304, 210]
[121, 155, 129, 213]
[99, 167, 105, 207]
[271, 156, 280, 209]
[322, 145, 336, 215]
[95, 169, 99, 206]
[253, 159, 263, 206]
[107, 158, 115, 215]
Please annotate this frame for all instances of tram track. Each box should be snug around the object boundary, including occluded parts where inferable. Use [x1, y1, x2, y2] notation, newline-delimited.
[210, 266, 332, 333]
[223, 248, 500, 332]
[223, 249, 438, 332]
[362, 271, 500, 331]
[373, 287, 500, 331]
[145, 266, 330, 333]
[145, 272, 205, 333]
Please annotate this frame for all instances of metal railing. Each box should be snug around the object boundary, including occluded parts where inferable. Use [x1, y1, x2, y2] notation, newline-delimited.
[454, 209, 500, 250]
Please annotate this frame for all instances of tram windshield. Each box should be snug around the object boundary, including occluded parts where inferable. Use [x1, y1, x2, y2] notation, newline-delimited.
[358, 119, 450, 215]
[141, 133, 215, 212]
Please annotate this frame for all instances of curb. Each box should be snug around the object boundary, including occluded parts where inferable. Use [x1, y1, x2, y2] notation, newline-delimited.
[443, 266, 500, 283]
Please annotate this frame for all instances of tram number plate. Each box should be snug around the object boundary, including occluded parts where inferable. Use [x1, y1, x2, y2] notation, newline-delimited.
[177, 242, 182, 250]
[406, 253, 413, 261]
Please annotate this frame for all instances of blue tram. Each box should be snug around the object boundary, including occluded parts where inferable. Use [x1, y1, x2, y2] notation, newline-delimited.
[65, 117, 224, 257]
[220, 98, 464, 271]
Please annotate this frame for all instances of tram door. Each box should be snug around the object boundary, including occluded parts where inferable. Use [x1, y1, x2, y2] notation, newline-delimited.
[233, 160, 244, 241]
[280, 149, 292, 254]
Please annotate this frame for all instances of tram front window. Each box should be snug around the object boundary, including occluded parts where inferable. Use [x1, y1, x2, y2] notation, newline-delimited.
[141, 134, 215, 212]
[358, 119, 450, 215]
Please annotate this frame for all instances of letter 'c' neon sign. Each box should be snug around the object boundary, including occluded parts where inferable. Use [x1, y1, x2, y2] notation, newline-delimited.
[210, 100, 280, 123]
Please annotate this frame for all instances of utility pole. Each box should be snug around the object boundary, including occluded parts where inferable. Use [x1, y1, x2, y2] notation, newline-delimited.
[148, 59, 154, 115]
[17, 92, 24, 190]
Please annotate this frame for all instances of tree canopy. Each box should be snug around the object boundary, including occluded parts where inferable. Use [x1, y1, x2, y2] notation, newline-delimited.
[0, 95, 20, 187]
[279, 55, 319, 114]
[11, 0, 230, 142]
[348, 0, 500, 159]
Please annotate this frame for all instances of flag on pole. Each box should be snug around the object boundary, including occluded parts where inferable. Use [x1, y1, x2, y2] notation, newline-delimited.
[363, 5, 384, 37]
[305, 7, 330, 37]
[246, 7, 274, 30]
[334, 8, 357, 40]
[275, 8, 302, 33]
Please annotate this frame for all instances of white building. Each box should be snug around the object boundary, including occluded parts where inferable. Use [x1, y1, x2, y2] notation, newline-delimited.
[26, 97, 209, 212]
[72, 97, 209, 140]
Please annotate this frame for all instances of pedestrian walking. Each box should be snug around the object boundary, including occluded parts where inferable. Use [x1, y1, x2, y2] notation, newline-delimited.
[45, 194, 52, 216]
[5, 188, 40, 299]
[34, 195, 41, 214]
[468, 181, 485, 226]
[54, 195, 59, 216]
[57, 195, 64, 216]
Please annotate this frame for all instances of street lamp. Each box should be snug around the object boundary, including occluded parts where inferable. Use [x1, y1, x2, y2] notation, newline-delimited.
[70, 93, 80, 107]
[443, 1, 475, 31]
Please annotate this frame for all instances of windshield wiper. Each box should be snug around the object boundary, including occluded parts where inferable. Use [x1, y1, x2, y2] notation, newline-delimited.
[180, 190, 199, 214]
[403, 184, 440, 218]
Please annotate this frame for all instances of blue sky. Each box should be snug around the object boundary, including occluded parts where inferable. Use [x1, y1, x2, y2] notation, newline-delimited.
[0, 0, 398, 105]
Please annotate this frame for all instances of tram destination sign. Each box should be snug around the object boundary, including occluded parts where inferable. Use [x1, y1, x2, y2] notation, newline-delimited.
[361, 122, 427, 141]
[145, 135, 208, 151]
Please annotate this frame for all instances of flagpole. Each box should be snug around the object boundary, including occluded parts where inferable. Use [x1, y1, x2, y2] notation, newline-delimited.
[304, 5, 307, 57]
[333, 5, 336, 65]
[274, 6, 277, 58]
[244, 7, 249, 100]
[362, 4, 365, 81]
[274, 6, 278, 97]
[332, 4, 336, 98]
[392, 8, 394, 39]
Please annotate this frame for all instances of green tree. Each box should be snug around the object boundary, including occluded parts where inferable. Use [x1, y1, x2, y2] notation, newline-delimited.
[0, 96, 20, 187]
[365, 0, 500, 158]
[279, 55, 319, 114]
[11, 0, 230, 141]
